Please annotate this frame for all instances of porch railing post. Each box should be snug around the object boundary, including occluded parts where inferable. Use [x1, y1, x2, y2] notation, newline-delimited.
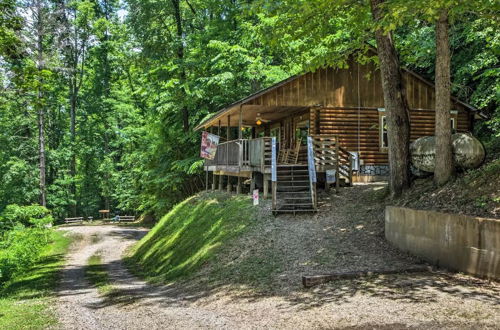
[335, 136, 340, 193]
[307, 136, 317, 209]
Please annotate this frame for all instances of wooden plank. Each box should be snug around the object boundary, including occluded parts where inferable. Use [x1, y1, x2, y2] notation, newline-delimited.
[302, 265, 432, 288]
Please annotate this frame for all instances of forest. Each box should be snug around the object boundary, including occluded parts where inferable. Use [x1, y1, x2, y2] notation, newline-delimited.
[0, 0, 498, 223]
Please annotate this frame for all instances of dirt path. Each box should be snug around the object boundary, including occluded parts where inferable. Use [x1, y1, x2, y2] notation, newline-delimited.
[55, 226, 235, 329]
[55, 185, 500, 329]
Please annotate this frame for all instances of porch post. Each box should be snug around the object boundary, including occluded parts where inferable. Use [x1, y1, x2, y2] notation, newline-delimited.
[212, 174, 217, 190]
[218, 173, 224, 191]
[238, 104, 243, 139]
[250, 172, 256, 194]
[226, 115, 231, 192]
[236, 176, 242, 194]
[210, 126, 216, 191]
[205, 169, 209, 191]
[263, 174, 270, 199]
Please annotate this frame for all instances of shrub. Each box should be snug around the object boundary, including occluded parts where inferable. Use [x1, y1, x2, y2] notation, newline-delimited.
[0, 226, 50, 286]
[0, 204, 53, 231]
[0, 205, 54, 286]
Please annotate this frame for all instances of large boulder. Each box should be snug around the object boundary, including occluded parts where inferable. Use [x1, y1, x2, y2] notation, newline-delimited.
[410, 133, 485, 173]
[452, 133, 486, 169]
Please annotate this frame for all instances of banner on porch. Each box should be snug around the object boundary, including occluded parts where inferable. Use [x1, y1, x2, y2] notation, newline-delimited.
[200, 131, 220, 160]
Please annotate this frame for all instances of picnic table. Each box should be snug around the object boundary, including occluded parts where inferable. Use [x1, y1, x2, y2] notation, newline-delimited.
[64, 217, 84, 224]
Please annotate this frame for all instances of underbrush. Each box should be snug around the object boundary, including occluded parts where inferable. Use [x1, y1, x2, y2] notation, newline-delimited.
[397, 158, 500, 218]
[0, 205, 54, 285]
[126, 192, 260, 283]
[0, 230, 72, 329]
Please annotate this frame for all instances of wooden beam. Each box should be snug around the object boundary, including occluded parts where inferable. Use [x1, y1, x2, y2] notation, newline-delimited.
[263, 174, 270, 199]
[236, 176, 242, 194]
[302, 265, 432, 288]
[238, 104, 243, 139]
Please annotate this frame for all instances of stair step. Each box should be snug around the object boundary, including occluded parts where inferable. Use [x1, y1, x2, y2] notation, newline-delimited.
[277, 165, 308, 167]
[278, 180, 310, 184]
[273, 209, 317, 214]
[276, 192, 311, 196]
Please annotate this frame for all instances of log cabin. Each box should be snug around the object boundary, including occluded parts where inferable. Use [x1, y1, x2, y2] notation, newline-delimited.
[195, 56, 485, 214]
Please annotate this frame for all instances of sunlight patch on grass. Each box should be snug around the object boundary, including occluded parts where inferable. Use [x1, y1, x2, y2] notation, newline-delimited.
[126, 192, 257, 283]
[0, 231, 72, 330]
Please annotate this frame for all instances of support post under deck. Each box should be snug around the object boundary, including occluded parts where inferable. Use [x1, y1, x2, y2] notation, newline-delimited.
[263, 174, 270, 199]
[236, 177, 242, 194]
[212, 173, 217, 190]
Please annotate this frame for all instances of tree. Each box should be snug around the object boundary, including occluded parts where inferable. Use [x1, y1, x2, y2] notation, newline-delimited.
[58, 0, 94, 214]
[434, 8, 454, 185]
[369, 0, 411, 196]
[256, 0, 411, 196]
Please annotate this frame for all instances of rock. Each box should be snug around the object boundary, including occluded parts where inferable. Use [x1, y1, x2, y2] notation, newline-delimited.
[452, 133, 486, 169]
[410, 136, 436, 172]
[410, 133, 485, 173]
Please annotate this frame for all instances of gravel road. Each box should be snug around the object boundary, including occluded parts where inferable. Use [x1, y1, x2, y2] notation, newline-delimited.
[55, 186, 500, 329]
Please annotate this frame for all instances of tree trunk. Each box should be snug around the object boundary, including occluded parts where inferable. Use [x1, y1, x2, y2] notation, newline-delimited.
[171, 0, 189, 131]
[370, 0, 411, 197]
[36, 0, 46, 207]
[70, 88, 77, 215]
[434, 9, 454, 186]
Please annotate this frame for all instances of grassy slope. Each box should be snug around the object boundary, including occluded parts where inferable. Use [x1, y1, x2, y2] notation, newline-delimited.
[0, 231, 72, 330]
[127, 192, 259, 283]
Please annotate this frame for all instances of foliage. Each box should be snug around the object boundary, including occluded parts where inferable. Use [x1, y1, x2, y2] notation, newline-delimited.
[0, 226, 52, 285]
[0, 0, 498, 220]
[0, 204, 54, 285]
[127, 192, 257, 283]
[0, 230, 72, 330]
[0, 204, 53, 230]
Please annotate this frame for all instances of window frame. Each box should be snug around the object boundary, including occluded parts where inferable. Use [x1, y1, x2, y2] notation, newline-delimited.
[378, 108, 388, 151]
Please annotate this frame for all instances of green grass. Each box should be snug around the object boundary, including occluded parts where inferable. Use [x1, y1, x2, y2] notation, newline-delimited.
[126, 192, 258, 283]
[0, 231, 72, 330]
[85, 253, 114, 295]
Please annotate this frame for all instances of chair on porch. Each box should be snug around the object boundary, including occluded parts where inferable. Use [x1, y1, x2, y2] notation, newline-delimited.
[284, 138, 302, 164]
[278, 139, 288, 164]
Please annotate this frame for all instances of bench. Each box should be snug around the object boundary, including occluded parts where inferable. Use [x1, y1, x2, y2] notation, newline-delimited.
[118, 216, 135, 222]
[64, 217, 84, 224]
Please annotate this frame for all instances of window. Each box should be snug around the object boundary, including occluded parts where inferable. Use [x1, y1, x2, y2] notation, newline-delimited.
[450, 117, 456, 132]
[380, 115, 388, 149]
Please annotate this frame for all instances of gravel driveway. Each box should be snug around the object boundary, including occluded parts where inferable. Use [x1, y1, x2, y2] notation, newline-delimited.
[55, 186, 500, 329]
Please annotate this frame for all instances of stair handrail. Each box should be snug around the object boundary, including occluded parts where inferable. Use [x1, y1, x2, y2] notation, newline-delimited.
[307, 136, 317, 209]
[271, 137, 277, 211]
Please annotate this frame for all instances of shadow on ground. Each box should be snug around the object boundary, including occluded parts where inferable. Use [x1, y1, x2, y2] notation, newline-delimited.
[55, 187, 500, 314]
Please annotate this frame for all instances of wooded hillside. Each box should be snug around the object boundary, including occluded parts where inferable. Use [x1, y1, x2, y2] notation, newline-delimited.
[0, 0, 498, 220]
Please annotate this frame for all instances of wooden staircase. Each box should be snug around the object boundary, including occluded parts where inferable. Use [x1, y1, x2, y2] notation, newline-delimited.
[270, 135, 352, 215]
[273, 164, 316, 215]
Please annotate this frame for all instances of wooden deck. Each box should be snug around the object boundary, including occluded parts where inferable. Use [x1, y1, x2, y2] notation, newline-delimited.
[205, 135, 352, 180]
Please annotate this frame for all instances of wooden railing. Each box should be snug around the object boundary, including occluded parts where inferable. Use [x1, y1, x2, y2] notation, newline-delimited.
[310, 135, 353, 187]
[205, 137, 272, 171]
[307, 136, 318, 209]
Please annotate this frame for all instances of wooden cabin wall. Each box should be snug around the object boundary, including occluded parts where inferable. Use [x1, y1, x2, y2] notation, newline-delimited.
[245, 57, 470, 114]
[224, 55, 473, 167]
[312, 106, 471, 166]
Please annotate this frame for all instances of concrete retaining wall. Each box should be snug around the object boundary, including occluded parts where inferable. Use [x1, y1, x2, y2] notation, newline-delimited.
[385, 206, 500, 280]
